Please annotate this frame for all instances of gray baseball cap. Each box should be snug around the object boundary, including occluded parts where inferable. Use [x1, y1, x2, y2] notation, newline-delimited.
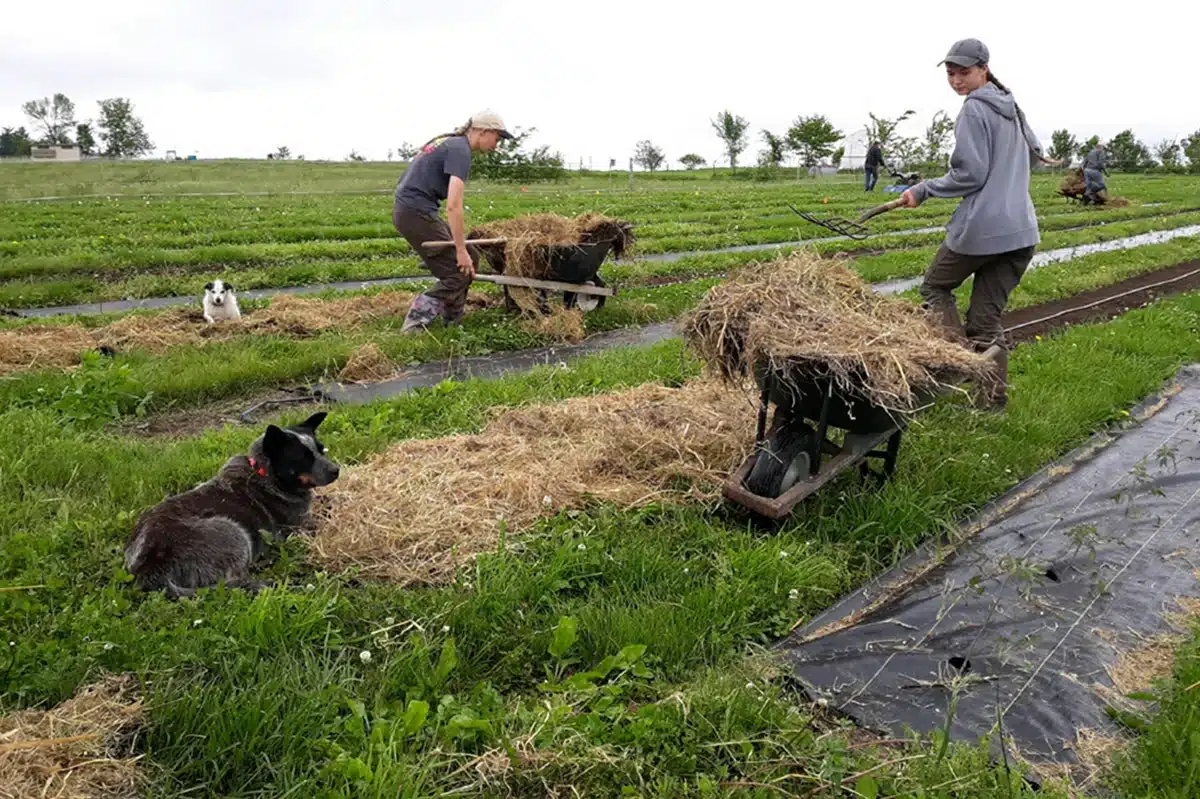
[938, 38, 990, 67]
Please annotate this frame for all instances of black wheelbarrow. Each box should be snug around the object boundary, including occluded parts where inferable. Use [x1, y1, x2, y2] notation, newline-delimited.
[725, 347, 1003, 520]
[422, 234, 624, 314]
[723, 360, 917, 520]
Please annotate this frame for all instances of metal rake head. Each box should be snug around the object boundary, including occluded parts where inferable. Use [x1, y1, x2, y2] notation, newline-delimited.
[789, 204, 871, 240]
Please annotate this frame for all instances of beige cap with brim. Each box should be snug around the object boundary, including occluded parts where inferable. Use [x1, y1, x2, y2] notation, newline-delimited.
[469, 109, 514, 139]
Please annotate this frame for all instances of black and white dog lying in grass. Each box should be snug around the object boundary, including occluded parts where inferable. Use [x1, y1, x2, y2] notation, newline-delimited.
[202, 279, 241, 323]
[124, 412, 339, 598]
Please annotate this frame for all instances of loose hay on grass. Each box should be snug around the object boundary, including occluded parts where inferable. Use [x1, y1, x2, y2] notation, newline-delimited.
[680, 250, 994, 413]
[310, 380, 756, 585]
[0, 289, 497, 377]
[337, 343, 397, 383]
[517, 307, 586, 343]
[0, 674, 144, 799]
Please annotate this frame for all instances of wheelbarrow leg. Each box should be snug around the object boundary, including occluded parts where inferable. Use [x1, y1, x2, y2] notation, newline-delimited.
[755, 371, 773, 448]
[883, 429, 902, 477]
[811, 379, 833, 476]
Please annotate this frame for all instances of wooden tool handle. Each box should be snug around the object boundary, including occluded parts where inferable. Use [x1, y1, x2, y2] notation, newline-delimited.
[421, 238, 507, 250]
[856, 198, 907, 223]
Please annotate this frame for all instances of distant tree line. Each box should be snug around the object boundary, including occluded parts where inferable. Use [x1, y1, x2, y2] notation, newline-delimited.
[1, 92, 154, 158]
[630, 110, 1200, 178]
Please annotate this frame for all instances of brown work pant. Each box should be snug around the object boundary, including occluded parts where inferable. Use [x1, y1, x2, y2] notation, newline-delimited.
[919, 244, 1035, 349]
[392, 205, 476, 320]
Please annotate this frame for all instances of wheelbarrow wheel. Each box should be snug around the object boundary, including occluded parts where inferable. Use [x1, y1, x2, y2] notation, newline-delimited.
[563, 275, 607, 313]
[745, 423, 815, 499]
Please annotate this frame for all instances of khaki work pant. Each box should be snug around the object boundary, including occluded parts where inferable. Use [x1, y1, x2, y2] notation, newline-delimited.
[918, 244, 1035, 349]
[392, 205, 479, 323]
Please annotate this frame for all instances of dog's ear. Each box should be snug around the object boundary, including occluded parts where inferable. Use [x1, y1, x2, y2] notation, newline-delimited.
[299, 411, 327, 431]
[224, 282, 233, 292]
[263, 424, 289, 457]
[204, 282, 214, 291]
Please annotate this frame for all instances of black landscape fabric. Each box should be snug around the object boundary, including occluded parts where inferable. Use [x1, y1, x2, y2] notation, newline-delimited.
[779, 365, 1200, 764]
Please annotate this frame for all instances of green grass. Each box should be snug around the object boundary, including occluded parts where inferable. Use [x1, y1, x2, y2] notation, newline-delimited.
[0, 201, 1194, 310]
[1108, 620, 1200, 797]
[4, 231, 1199, 428]
[5, 294, 1200, 795]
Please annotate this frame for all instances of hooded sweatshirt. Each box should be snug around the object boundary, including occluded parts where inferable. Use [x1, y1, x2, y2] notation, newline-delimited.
[1083, 146, 1107, 173]
[909, 82, 1043, 256]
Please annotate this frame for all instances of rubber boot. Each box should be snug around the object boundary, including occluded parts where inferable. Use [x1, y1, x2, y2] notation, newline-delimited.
[401, 294, 442, 333]
[930, 305, 967, 344]
[975, 344, 1009, 411]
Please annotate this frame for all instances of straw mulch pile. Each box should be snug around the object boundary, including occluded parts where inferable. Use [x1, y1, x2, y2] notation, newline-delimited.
[0, 290, 497, 377]
[518, 308, 586, 344]
[680, 251, 995, 413]
[0, 674, 144, 799]
[337, 343, 397, 383]
[309, 379, 755, 585]
[468, 213, 634, 279]
[1058, 169, 1129, 207]
[1059, 169, 1087, 198]
[467, 213, 632, 318]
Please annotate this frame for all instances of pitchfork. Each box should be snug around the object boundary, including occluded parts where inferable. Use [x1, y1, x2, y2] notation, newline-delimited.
[789, 198, 907, 240]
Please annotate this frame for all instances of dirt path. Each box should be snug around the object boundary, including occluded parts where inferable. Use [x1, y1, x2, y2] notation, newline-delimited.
[1004, 259, 1200, 342]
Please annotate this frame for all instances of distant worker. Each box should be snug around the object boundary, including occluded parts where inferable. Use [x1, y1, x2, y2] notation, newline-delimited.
[864, 141, 884, 191]
[392, 110, 514, 333]
[898, 38, 1061, 409]
[1082, 142, 1109, 204]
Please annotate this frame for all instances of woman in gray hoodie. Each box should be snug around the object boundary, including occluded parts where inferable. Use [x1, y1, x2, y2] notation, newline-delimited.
[900, 38, 1058, 408]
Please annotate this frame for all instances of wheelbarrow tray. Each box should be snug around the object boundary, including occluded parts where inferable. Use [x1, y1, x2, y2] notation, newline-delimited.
[478, 240, 613, 284]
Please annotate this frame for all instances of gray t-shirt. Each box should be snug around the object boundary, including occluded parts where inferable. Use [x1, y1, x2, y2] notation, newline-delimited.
[394, 136, 472, 216]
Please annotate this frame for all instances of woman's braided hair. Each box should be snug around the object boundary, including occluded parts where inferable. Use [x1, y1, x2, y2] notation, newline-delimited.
[984, 69, 1041, 156]
[419, 120, 474, 151]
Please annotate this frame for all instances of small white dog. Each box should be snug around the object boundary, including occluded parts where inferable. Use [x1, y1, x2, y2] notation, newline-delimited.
[202, 280, 241, 323]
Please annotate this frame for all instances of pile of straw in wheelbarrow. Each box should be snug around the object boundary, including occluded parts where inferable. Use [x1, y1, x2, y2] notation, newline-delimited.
[467, 213, 634, 280]
[466, 212, 634, 341]
[1059, 169, 1129, 207]
[1059, 168, 1087, 198]
[680, 251, 996, 413]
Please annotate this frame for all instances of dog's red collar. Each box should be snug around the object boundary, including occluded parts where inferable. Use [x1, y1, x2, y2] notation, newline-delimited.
[248, 457, 267, 477]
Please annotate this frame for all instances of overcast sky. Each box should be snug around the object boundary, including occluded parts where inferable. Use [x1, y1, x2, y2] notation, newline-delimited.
[3, 0, 1193, 165]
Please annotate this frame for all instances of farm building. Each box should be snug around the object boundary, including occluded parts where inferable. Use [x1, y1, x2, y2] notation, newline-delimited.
[30, 144, 81, 161]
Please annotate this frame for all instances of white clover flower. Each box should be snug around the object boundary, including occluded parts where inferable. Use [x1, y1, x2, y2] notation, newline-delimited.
[359, 650, 372, 663]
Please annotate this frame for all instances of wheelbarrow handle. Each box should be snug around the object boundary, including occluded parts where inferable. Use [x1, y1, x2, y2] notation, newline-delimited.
[855, 198, 908, 224]
[421, 238, 507, 250]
